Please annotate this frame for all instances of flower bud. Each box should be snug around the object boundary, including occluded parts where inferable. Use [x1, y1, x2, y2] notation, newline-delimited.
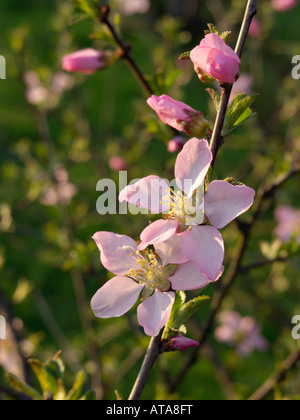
[109, 156, 128, 171]
[147, 94, 209, 137]
[62, 49, 108, 74]
[167, 137, 185, 153]
[168, 334, 199, 352]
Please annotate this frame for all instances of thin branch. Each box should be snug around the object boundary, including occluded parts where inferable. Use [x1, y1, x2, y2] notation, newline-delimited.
[128, 330, 163, 400]
[210, 0, 257, 167]
[99, 5, 154, 97]
[248, 348, 300, 400]
[238, 256, 289, 274]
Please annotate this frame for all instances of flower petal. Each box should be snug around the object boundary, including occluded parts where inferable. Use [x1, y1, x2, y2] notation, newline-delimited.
[137, 290, 175, 336]
[91, 276, 144, 318]
[205, 180, 255, 229]
[181, 225, 224, 280]
[119, 175, 170, 214]
[92, 232, 139, 275]
[169, 261, 223, 291]
[200, 33, 241, 63]
[138, 219, 179, 251]
[175, 138, 212, 197]
[154, 233, 188, 267]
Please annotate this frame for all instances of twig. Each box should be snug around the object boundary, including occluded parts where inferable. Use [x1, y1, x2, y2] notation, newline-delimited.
[248, 348, 300, 400]
[128, 330, 163, 400]
[210, 0, 257, 167]
[99, 5, 154, 97]
[238, 256, 289, 274]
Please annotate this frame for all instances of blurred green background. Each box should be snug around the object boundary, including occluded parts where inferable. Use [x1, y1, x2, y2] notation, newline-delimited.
[0, 0, 300, 400]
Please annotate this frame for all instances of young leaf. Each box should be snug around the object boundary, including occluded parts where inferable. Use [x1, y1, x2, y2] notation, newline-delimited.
[206, 88, 221, 112]
[223, 93, 259, 135]
[66, 370, 86, 400]
[29, 359, 59, 397]
[5, 372, 43, 401]
[179, 51, 191, 60]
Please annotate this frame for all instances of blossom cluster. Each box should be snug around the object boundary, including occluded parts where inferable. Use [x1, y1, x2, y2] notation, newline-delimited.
[85, 33, 256, 343]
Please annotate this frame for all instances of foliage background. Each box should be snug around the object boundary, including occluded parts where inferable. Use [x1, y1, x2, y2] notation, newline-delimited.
[0, 0, 300, 400]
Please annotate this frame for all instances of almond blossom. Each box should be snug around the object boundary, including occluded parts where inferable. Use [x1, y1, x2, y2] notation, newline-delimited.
[274, 205, 300, 243]
[91, 232, 222, 336]
[119, 137, 255, 279]
[62, 49, 108, 74]
[190, 33, 241, 84]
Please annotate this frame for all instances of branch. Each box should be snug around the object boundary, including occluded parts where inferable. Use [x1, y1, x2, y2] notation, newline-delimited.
[210, 0, 257, 167]
[128, 330, 163, 400]
[248, 348, 300, 400]
[99, 5, 154, 97]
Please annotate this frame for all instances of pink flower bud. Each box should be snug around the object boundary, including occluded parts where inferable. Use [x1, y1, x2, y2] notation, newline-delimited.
[109, 156, 128, 171]
[147, 94, 209, 136]
[190, 33, 241, 84]
[169, 335, 199, 352]
[62, 49, 108, 74]
[167, 137, 185, 153]
[272, 0, 298, 12]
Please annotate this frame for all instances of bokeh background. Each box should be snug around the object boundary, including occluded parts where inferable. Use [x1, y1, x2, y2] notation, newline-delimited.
[0, 0, 300, 400]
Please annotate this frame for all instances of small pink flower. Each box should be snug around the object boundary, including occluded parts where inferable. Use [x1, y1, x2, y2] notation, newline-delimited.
[40, 164, 77, 207]
[119, 138, 255, 279]
[168, 334, 199, 352]
[147, 95, 209, 137]
[91, 232, 217, 336]
[274, 205, 300, 243]
[109, 156, 128, 171]
[215, 311, 268, 357]
[167, 137, 185, 153]
[118, 0, 150, 16]
[272, 0, 298, 12]
[190, 33, 241, 84]
[248, 18, 262, 38]
[62, 49, 108, 74]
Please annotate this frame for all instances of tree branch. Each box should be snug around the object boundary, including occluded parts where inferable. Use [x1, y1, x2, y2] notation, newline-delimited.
[248, 348, 300, 400]
[128, 330, 163, 400]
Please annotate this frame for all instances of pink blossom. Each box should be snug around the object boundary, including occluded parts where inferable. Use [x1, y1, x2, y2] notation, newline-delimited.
[91, 232, 220, 336]
[274, 205, 300, 243]
[62, 49, 108, 74]
[119, 138, 255, 279]
[147, 95, 209, 137]
[109, 156, 128, 171]
[248, 18, 262, 38]
[215, 311, 269, 357]
[40, 164, 77, 207]
[168, 334, 199, 352]
[272, 0, 298, 12]
[190, 33, 241, 84]
[167, 137, 185, 153]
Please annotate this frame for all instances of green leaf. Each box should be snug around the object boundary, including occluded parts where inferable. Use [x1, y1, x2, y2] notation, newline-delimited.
[206, 88, 221, 112]
[164, 69, 182, 91]
[29, 359, 59, 397]
[178, 51, 191, 60]
[223, 93, 259, 135]
[205, 23, 219, 36]
[5, 372, 43, 400]
[72, 0, 97, 17]
[163, 293, 210, 339]
[66, 370, 86, 400]
[220, 31, 231, 44]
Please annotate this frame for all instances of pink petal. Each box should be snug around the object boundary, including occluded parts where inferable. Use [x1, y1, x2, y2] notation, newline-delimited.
[200, 33, 241, 63]
[154, 233, 188, 267]
[91, 276, 144, 318]
[205, 180, 255, 229]
[170, 334, 199, 351]
[137, 290, 175, 336]
[169, 261, 223, 291]
[92, 232, 139, 276]
[175, 138, 212, 197]
[138, 219, 179, 251]
[181, 225, 224, 280]
[119, 175, 170, 214]
[274, 205, 298, 223]
[206, 51, 240, 84]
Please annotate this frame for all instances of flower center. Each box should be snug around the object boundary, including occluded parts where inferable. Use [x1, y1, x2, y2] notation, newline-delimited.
[162, 188, 205, 225]
[127, 250, 171, 292]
